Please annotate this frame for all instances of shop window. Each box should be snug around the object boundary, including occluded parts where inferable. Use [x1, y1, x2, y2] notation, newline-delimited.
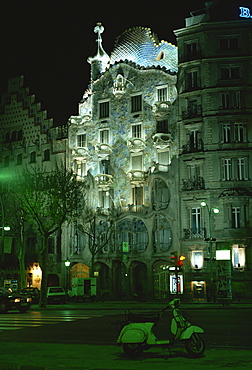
[232, 245, 245, 269]
[192, 251, 203, 269]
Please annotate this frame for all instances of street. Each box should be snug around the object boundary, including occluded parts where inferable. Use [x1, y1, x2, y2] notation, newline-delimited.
[0, 307, 251, 348]
[0, 306, 251, 370]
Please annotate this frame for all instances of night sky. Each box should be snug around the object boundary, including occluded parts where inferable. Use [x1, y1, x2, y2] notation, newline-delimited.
[0, 0, 214, 125]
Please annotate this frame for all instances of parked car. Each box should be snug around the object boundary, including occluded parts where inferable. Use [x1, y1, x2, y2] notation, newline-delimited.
[18, 287, 40, 304]
[46, 286, 67, 304]
[0, 287, 32, 313]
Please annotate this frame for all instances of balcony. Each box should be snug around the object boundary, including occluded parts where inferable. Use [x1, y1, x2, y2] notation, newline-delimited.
[152, 101, 171, 118]
[94, 174, 113, 188]
[95, 143, 112, 157]
[179, 50, 203, 63]
[182, 105, 202, 120]
[152, 133, 172, 149]
[72, 147, 89, 160]
[182, 177, 205, 190]
[128, 170, 147, 183]
[183, 228, 206, 239]
[127, 138, 146, 152]
[182, 139, 204, 154]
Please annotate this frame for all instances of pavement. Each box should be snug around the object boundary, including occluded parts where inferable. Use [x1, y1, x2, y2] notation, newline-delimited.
[0, 299, 252, 370]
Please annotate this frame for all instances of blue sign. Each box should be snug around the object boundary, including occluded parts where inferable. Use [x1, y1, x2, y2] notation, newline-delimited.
[239, 7, 252, 18]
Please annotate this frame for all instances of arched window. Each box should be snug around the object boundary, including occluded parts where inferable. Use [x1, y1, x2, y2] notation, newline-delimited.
[152, 178, 170, 210]
[117, 218, 148, 253]
[153, 214, 172, 252]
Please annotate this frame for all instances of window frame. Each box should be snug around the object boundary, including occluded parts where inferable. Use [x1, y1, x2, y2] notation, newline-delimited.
[131, 93, 143, 113]
[156, 85, 169, 102]
[98, 99, 110, 119]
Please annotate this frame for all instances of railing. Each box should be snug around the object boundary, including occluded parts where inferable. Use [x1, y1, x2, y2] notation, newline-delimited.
[95, 143, 112, 156]
[182, 177, 205, 190]
[127, 138, 146, 151]
[128, 170, 147, 182]
[182, 104, 202, 119]
[183, 228, 206, 239]
[152, 133, 172, 148]
[182, 139, 204, 153]
[94, 174, 113, 186]
[152, 101, 171, 117]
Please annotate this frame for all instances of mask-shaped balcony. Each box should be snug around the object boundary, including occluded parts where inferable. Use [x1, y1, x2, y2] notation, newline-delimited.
[95, 143, 112, 157]
[127, 138, 146, 152]
[182, 177, 205, 190]
[72, 147, 89, 160]
[127, 170, 147, 183]
[152, 133, 172, 149]
[94, 174, 113, 187]
[152, 101, 171, 118]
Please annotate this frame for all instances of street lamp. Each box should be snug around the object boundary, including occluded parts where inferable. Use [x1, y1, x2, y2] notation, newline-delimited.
[64, 258, 70, 292]
[200, 201, 219, 282]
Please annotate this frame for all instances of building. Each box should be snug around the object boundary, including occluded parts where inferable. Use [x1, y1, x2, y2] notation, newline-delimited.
[66, 24, 180, 299]
[175, 0, 252, 301]
[0, 75, 67, 289]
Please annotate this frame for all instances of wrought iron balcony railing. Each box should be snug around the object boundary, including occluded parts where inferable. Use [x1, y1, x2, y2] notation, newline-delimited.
[183, 228, 206, 239]
[182, 139, 204, 154]
[182, 104, 202, 120]
[182, 177, 205, 190]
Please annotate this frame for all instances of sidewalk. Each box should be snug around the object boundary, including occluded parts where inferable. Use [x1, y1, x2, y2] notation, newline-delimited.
[0, 342, 252, 370]
[32, 299, 252, 311]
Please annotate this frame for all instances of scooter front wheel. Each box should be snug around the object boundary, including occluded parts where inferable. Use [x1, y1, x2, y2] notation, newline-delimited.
[185, 333, 205, 358]
[123, 343, 143, 358]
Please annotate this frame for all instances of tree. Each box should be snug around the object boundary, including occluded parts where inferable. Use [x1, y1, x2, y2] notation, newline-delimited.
[10, 162, 88, 307]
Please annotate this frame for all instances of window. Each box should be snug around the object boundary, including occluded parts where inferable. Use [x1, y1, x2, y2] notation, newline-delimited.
[131, 94, 142, 113]
[5, 132, 10, 142]
[221, 91, 241, 109]
[221, 158, 232, 180]
[17, 153, 22, 165]
[156, 86, 168, 101]
[232, 207, 241, 228]
[131, 123, 142, 138]
[99, 159, 110, 174]
[77, 133, 87, 148]
[99, 129, 109, 144]
[232, 245, 245, 269]
[220, 66, 240, 80]
[237, 158, 247, 180]
[234, 123, 246, 142]
[157, 120, 168, 133]
[219, 36, 239, 50]
[17, 130, 22, 140]
[157, 150, 170, 166]
[76, 161, 86, 178]
[153, 215, 172, 252]
[99, 100, 110, 119]
[191, 208, 201, 233]
[186, 41, 197, 55]
[152, 178, 170, 210]
[11, 131, 16, 141]
[131, 154, 143, 170]
[131, 186, 144, 207]
[189, 130, 202, 150]
[222, 124, 231, 143]
[99, 190, 110, 209]
[220, 122, 247, 143]
[221, 157, 248, 181]
[30, 151, 36, 163]
[43, 149, 50, 161]
[192, 251, 203, 269]
[186, 70, 199, 89]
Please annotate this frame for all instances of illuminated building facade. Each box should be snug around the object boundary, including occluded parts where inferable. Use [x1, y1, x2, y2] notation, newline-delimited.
[175, 0, 252, 301]
[0, 76, 67, 289]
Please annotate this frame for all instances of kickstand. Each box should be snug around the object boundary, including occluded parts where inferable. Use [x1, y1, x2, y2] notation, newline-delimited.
[163, 345, 172, 359]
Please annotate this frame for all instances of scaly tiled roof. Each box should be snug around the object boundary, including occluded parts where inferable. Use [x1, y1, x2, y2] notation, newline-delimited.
[110, 27, 178, 73]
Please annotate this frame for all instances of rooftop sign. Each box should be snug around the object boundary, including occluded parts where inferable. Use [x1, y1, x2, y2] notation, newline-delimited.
[239, 7, 252, 18]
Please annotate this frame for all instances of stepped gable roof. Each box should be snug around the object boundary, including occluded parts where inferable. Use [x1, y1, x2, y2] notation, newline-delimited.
[110, 27, 178, 73]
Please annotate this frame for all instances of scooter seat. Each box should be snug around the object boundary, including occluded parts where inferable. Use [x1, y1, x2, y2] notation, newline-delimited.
[128, 311, 160, 323]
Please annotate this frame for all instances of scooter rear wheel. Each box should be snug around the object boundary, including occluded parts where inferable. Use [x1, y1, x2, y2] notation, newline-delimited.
[185, 333, 205, 358]
[123, 343, 143, 358]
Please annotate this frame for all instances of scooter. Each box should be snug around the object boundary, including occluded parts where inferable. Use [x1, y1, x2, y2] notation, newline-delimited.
[116, 298, 205, 358]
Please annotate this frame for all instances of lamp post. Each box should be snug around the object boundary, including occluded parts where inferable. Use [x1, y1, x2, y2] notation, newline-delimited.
[64, 258, 70, 292]
[200, 201, 219, 283]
